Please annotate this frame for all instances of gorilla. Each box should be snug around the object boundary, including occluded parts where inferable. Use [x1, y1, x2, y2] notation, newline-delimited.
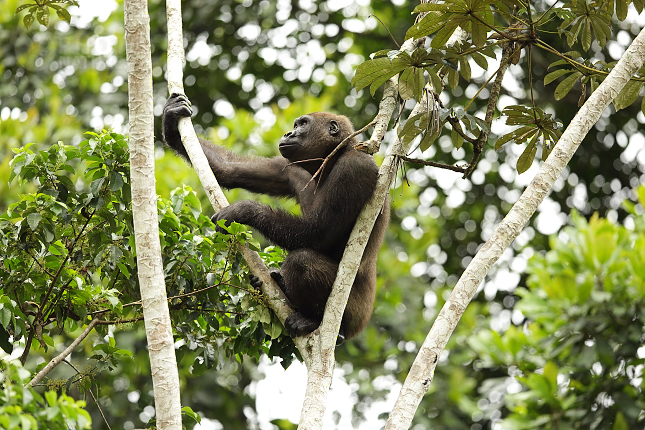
[162, 93, 389, 342]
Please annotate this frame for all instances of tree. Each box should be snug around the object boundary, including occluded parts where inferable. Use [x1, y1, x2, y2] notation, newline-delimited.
[124, 0, 182, 427]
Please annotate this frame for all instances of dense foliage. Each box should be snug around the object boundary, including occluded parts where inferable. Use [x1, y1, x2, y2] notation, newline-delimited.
[0, 131, 295, 428]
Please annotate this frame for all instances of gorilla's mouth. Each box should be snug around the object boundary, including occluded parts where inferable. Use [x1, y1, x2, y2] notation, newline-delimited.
[278, 142, 298, 149]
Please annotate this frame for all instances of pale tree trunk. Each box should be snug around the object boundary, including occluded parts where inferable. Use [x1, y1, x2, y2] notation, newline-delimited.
[124, 0, 182, 428]
[165, 0, 296, 336]
[298, 36, 427, 429]
[384, 26, 645, 430]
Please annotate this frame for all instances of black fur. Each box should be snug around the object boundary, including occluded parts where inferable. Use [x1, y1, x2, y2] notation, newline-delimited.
[162, 93, 389, 341]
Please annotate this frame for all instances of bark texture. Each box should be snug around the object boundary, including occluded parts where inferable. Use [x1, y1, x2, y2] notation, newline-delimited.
[125, 0, 182, 428]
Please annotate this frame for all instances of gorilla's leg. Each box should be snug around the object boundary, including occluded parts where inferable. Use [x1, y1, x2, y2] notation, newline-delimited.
[279, 249, 348, 342]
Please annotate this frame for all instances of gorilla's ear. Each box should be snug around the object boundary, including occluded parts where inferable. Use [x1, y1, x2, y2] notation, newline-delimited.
[329, 120, 340, 136]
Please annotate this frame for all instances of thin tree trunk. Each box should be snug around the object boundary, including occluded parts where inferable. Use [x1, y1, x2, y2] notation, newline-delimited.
[297, 37, 426, 429]
[384, 26, 645, 430]
[125, 0, 182, 428]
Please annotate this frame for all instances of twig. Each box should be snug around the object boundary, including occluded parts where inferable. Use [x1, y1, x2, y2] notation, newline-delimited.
[369, 14, 401, 48]
[399, 156, 467, 173]
[88, 281, 254, 316]
[63, 359, 112, 430]
[27, 316, 102, 387]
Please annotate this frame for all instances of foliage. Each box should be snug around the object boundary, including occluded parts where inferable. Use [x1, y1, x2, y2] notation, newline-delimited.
[0, 130, 297, 425]
[468, 189, 645, 429]
[2, 0, 645, 428]
[351, 0, 645, 172]
[0, 359, 91, 429]
[15, 0, 78, 29]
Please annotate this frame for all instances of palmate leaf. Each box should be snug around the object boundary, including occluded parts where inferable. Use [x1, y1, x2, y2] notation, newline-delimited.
[497, 106, 563, 171]
[354, 48, 442, 96]
[562, 1, 612, 51]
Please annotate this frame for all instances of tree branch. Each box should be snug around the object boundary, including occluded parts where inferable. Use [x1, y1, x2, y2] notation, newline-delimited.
[297, 34, 436, 430]
[165, 0, 304, 354]
[27, 316, 101, 387]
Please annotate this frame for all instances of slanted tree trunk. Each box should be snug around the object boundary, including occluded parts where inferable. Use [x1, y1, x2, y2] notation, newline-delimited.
[125, 0, 182, 428]
[384, 25, 645, 430]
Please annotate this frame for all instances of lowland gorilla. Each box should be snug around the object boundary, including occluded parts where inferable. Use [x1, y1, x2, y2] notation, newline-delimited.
[162, 93, 389, 342]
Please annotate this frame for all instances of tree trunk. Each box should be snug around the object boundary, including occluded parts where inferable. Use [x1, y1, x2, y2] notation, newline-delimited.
[125, 0, 182, 428]
[384, 25, 645, 430]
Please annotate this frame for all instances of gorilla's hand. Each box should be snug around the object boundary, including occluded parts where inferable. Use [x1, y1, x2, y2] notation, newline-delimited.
[162, 94, 193, 154]
[211, 200, 261, 233]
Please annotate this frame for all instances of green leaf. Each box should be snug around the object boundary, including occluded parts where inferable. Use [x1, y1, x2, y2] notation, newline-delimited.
[182, 406, 202, 424]
[413, 3, 448, 12]
[56, 8, 71, 22]
[15, 3, 36, 14]
[36, 6, 50, 26]
[399, 67, 415, 100]
[430, 23, 459, 49]
[109, 171, 124, 191]
[413, 67, 425, 101]
[495, 132, 514, 150]
[554, 72, 582, 100]
[516, 137, 538, 174]
[615, 0, 628, 21]
[451, 127, 464, 149]
[544, 69, 572, 85]
[27, 212, 42, 230]
[0, 324, 13, 354]
[23, 13, 35, 29]
[471, 21, 488, 48]
[613, 79, 644, 111]
[405, 12, 446, 40]
[459, 57, 471, 81]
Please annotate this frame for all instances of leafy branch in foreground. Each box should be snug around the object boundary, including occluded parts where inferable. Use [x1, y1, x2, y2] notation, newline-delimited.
[0, 131, 297, 387]
[14, 0, 78, 29]
[352, 0, 645, 177]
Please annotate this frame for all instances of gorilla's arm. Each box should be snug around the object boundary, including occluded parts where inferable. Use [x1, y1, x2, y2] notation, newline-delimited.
[215, 151, 378, 256]
[162, 93, 295, 197]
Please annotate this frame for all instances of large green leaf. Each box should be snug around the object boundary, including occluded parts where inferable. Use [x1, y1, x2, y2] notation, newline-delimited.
[613, 79, 644, 111]
[516, 136, 538, 174]
[554, 71, 582, 100]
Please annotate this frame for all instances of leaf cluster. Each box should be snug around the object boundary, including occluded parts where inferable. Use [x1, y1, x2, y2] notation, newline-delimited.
[0, 359, 91, 430]
[468, 188, 645, 429]
[15, 0, 77, 29]
[0, 131, 297, 388]
[496, 106, 562, 173]
[350, 0, 645, 175]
